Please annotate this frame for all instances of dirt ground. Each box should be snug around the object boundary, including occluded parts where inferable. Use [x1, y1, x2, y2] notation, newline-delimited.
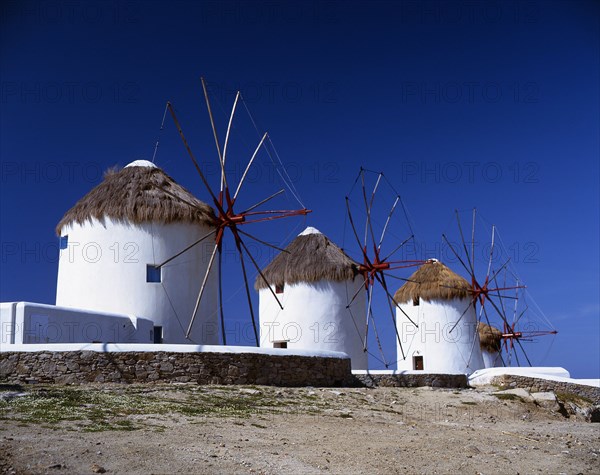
[1, 383, 598, 474]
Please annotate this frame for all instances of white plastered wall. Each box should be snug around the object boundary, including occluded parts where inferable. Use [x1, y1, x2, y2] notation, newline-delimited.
[0, 302, 154, 345]
[396, 297, 485, 374]
[258, 279, 367, 369]
[482, 348, 503, 368]
[56, 218, 219, 344]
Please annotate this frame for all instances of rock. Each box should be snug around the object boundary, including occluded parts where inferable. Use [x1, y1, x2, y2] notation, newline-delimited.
[160, 362, 174, 372]
[531, 391, 560, 411]
[228, 365, 240, 377]
[67, 361, 79, 371]
[239, 388, 261, 395]
[464, 445, 481, 455]
[147, 372, 160, 381]
[0, 392, 27, 401]
[90, 464, 106, 473]
[588, 405, 600, 423]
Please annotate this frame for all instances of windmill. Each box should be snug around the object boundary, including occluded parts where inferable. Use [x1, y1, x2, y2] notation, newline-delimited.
[441, 209, 557, 367]
[343, 167, 423, 368]
[153, 78, 310, 346]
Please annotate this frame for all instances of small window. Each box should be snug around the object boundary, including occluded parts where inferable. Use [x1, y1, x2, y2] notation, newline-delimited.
[413, 297, 419, 306]
[153, 326, 163, 344]
[147, 265, 161, 283]
[273, 340, 287, 348]
[59, 235, 68, 250]
[413, 355, 424, 370]
[275, 283, 284, 294]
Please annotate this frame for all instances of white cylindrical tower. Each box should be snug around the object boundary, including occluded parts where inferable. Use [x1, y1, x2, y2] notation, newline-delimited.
[255, 227, 367, 370]
[478, 322, 503, 368]
[394, 259, 484, 374]
[55, 160, 219, 344]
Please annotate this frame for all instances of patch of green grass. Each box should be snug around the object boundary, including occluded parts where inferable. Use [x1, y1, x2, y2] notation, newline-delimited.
[0, 385, 331, 432]
[556, 391, 593, 405]
[493, 393, 523, 402]
[370, 407, 403, 415]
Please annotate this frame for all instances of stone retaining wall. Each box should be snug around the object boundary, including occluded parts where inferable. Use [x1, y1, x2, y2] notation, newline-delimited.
[0, 351, 353, 387]
[491, 374, 600, 404]
[0, 352, 478, 389]
[353, 373, 468, 388]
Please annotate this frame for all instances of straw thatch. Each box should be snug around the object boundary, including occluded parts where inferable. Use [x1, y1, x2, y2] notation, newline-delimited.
[254, 230, 360, 290]
[393, 259, 471, 304]
[477, 322, 503, 352]
[56, 163, 216, 235]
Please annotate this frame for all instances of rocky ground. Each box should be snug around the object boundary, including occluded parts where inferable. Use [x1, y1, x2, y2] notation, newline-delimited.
[1, 383, 599, 474]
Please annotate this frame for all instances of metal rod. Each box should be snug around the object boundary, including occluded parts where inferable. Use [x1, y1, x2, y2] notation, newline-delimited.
[448, 301, 474, 334]
[346, 274, 368, 308]
[373, 272, 419, 327]
[368, 300, 389, 368]
[471, 208, 477, 277]
[221, 91, 240, 192]
[441, 233, 472, 276]
[239, 211, 310, 225]
[234, 241, 260, 346]
[236, 228, 289, 254]
[241, 189, 285, 214]
[346, 197, 370, 262]
[167, 103, 223, 213]
[154, 183, 206, 213]
[365, 172, 382, 248]
[233, 132, 268, 201]
[218, 250, 226, 345]
[481, 304, 507, 367]
[360, 171, 369, 247]
[378, 196, 399, 250]
[380, 272, 407, 360]
[486, 223, 496, 282]
[488, 258, 515, 286]
[151, 101, 170, 163]
[381, 234, 414, 263]
[186, 242, 219, 338]
[455, 210, 475, 276]
[158, 228, 216, 267]
[237, 234, 284, 310]
[363, 285, 373, 351]
[200, 77, 225, 191]
[243, 207, 309, 216]
[483, 293, 515, 334]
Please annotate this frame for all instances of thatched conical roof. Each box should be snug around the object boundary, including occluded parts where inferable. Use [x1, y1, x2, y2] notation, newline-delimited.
[393, 259, 471, 303]
[477, 322, 503, 353]
[56, 161, 216, 235]
[254, 227, 359, 290]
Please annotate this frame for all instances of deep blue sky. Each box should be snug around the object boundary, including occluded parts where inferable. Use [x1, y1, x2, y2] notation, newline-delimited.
[1, 1, 598, 378]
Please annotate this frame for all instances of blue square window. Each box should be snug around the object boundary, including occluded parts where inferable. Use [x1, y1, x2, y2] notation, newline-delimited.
[59, 235, 68, 250]
[146, 265, 161, 283]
